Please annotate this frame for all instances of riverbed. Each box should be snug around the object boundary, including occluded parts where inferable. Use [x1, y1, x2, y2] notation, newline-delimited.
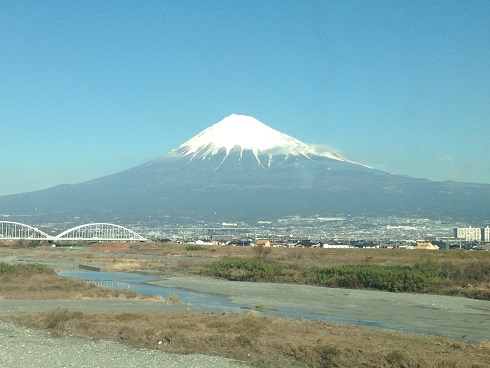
[1, 250, 489, 344]
[150, 275, 490, 343]
[57, 271, 490, 343]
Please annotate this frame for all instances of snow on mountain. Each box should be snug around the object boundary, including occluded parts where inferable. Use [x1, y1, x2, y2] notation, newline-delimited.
[169, 114, 356, 166]
[3, 114, 490, 222]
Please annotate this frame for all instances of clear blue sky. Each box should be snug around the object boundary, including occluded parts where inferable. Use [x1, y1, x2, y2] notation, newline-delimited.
[1, 0, 489, 195]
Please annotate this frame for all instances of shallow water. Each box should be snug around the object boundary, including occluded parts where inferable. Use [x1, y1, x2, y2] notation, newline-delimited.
[59, 271, 242, 312]
[59, 271, 443, 339]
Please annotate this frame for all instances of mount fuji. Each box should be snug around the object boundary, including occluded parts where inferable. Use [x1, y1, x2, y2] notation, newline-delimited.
[171, 114, 353, 165]
[2, 114, 490, 222]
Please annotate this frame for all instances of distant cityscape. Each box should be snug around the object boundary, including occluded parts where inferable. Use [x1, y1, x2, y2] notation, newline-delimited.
[14, 215, 488, 251]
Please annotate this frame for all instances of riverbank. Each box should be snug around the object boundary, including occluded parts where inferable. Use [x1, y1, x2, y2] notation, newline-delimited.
[1, 244, 489, 300]
[1, 247, 489, 342]
[1, 273, 488, 343]
[151, 275, 490, 343]
[1, 249, 489, 367]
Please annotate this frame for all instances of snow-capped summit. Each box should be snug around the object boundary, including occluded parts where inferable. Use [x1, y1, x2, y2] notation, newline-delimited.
[170, 114, 350, 164]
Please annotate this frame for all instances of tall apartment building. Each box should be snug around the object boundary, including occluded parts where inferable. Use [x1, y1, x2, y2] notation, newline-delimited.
[453, 227, 482, 241]
[483, 226, 490, 242]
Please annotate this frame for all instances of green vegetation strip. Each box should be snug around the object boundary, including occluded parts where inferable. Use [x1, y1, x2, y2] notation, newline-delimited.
[185, 245, 207, 251]
[205, 258, 489, 299]
[205, 258, 290, 282]
[313, 264, 438, 292]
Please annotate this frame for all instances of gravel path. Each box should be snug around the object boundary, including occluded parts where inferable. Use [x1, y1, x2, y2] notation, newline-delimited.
[0, 320, 248, 368]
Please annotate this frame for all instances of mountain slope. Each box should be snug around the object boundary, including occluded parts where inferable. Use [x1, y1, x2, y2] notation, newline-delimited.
[1, 114, 490, 222]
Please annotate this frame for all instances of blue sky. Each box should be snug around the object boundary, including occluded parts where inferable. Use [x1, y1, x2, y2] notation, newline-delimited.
[1, 0, 489, 195]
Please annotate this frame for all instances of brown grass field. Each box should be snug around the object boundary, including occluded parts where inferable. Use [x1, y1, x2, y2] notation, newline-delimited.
[1, 242, 489, 367]
[9, 309, 490, 368]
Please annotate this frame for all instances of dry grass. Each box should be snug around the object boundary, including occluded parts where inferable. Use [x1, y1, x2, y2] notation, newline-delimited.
[103, 241, 490, 269]
[168, 294, 179, 303]
[9, 310, 490, 368]
[3, 241, 488, 267]
[109, 258, 152, 272]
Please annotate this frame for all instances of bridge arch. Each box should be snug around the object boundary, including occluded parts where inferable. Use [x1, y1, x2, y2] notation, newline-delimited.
[55, 223, 146, 242]
[0, 221, 50, 239]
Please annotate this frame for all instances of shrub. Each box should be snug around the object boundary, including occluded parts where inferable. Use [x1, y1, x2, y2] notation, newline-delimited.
[168, 294, 179, 303]
[253, 244, 272, 259]
[321, 347, 339, 367]
[185, 245, 206, 251]
[43, 309, 84, 335]
[205, 258, 291, 282]
[313, 264, 439, 293]
[461, 260, 490, 282]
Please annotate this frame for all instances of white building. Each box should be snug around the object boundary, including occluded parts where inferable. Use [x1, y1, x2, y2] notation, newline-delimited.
[483, 226, 490, 242]
[454, 227, 482, 241]
[322, 243, 351, 249]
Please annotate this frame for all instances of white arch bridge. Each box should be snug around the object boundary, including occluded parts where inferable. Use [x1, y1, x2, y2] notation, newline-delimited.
[0, 221, 146, 242]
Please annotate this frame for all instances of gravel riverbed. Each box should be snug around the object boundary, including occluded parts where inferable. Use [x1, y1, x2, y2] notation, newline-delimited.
[0, 320, 248, 368]
[151, 275, 490, 343]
